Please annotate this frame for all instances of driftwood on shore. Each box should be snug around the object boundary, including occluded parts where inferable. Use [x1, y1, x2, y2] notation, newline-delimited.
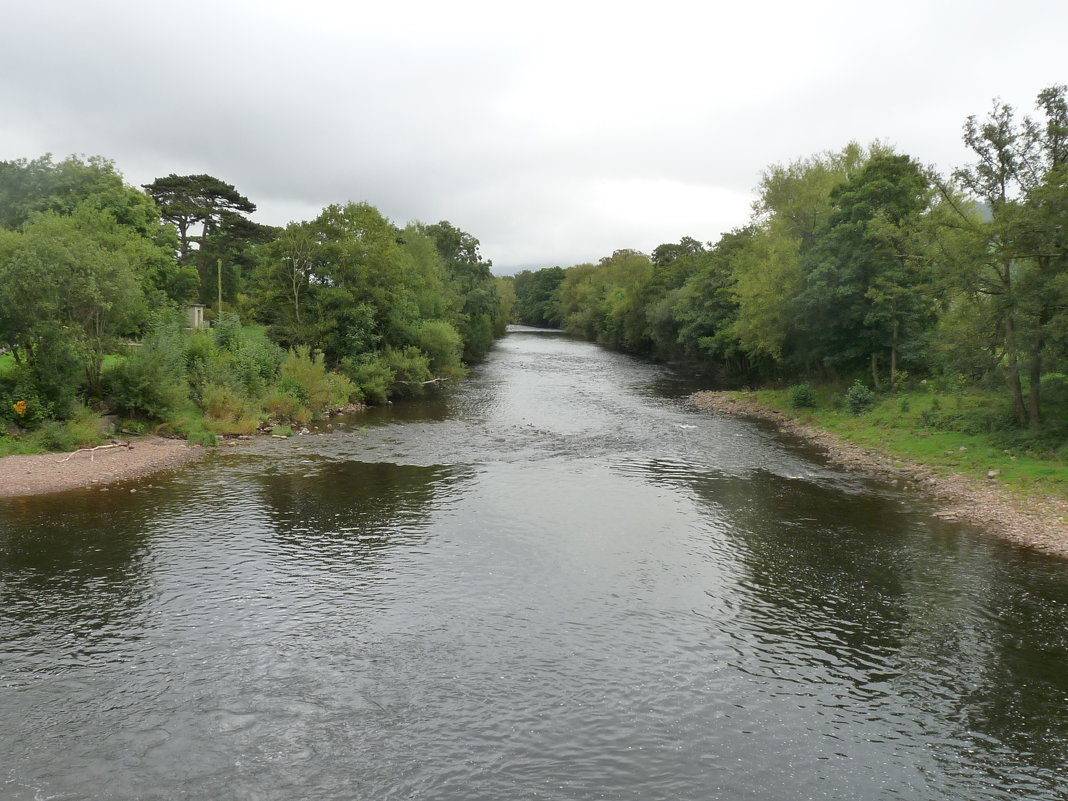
[55, 441, 133, 463]
[0, 436, 201, 498]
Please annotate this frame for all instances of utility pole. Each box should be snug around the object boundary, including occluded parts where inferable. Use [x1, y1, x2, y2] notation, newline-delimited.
[217, 258, 223, 319]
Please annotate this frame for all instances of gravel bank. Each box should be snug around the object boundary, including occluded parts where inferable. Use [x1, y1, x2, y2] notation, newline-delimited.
[0, 436, 205, 498]
[691, 390, 1068, 559]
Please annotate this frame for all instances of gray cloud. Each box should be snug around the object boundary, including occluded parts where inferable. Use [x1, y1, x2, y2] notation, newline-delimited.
[2, 0, 1066, 270]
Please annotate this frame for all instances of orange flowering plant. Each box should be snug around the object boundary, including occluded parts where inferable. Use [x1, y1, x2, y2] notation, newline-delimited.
[12, 400, 27, 417]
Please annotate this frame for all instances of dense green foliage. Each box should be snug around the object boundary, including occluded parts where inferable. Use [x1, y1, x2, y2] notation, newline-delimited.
[5, 84, 1068, 461]
[512, 266, 565, 327]
[0, 157, 510, 451]
[511, 86, 1068, 456]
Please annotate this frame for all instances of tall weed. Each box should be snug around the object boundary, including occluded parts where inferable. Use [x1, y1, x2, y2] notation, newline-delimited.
[277, 346, 356, 414]
[106, 317, 189, 419]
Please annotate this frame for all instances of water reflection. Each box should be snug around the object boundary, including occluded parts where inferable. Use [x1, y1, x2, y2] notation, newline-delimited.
[252, 458, 467, 561]
[0, 482, 202, 677]
[3, 332, 1068, 800]
[637, 457, 1068, 797]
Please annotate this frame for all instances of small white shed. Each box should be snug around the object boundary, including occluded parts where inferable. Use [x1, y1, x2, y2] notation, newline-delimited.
[187, 304, 207, 329]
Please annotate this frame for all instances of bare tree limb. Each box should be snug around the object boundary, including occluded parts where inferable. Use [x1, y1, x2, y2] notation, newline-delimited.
[56, 441, 133, 463]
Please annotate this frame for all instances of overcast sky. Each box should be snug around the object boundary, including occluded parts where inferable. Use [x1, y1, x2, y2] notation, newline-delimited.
[1, 0, 1065, 272]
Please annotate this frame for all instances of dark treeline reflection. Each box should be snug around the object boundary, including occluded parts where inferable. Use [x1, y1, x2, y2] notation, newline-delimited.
[631, 457, 1068, 792]
[0, 484, 195, 665]
[249, 458, 468, 564]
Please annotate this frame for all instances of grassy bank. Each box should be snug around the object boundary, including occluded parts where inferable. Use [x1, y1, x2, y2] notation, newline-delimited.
[733, 384, 1068, 500]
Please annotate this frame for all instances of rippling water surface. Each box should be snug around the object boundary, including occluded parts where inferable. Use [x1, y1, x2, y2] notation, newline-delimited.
[3, 330, 1068, 800]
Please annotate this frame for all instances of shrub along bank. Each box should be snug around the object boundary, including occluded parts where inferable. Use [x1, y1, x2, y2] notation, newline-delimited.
[1, 312, 465, 456]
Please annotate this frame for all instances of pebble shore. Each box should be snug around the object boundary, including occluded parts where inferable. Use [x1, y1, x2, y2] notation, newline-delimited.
[691, 390, 1068, 560]
[0, 436, 204, 498]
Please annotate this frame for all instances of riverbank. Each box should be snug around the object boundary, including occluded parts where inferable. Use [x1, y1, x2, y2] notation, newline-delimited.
[691, 390, 1068, 559]
[0, 436, 205, 498]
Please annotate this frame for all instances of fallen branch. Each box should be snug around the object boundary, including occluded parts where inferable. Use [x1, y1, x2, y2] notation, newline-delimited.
[56, 441, 133, 463]
[396, 377, 450, 386]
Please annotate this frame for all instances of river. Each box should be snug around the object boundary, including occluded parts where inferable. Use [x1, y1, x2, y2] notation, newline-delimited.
[2, 329, 1067, 800]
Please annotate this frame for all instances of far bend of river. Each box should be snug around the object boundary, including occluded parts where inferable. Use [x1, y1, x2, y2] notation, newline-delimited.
[3, 330, 1068, 801]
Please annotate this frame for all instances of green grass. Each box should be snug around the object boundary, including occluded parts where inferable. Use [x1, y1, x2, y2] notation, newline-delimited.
[746, 385, 1068, 499]
[0, 435, 45, 457]
[0, 406, 105, 456]
[153, 405, 218, 446]
[2, 351, 124, 376]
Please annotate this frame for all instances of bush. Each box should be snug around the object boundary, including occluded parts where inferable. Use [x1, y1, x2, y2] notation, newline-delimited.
[0, 368, 55, 429]
[277, 346, 356, 414]
[106, 321, 189, 419]
[0, 435, 40, 457]
[233, 336, 285, 397]
[384, 346, 432, 398]
[212, 311, 243, 352]
[210, 317, 285, 398]
[33, 421, 82, 452]
[844, 380, 876, 415]
[790, 383, 817, 409]
[415, 319, 465, 374]
[277, 374, 310, 406]
[343, 355, 393, 405]
[200, 383, 262, 435]
[30, 407, 102, 452]
[187, 333, 284, 403]
[23, 334, 82, 416]
[66, 406, 105, 447]
[0, 345, 79, 426]
[159, 411, 218, 447]
[184, 330, 215, 374]
[263, 389, 305, 422]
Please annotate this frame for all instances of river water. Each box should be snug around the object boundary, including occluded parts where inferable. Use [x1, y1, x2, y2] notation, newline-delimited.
[2, 329, 1068, 800]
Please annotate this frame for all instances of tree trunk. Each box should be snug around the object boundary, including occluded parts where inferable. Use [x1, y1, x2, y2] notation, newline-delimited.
[1027, 345, 1043, 427]
[871, 353, 880, 389]
[178, 221, 192, 263]
[292, 268, 301, 325]
[1004, 318, 1028, 425]
[890, 320, 899, 393]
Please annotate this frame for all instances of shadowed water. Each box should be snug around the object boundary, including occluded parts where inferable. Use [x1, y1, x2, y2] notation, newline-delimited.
[2, 330, 1067, 800]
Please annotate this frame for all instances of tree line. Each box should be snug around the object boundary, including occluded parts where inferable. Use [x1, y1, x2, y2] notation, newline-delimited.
[510, 86, 1068, 431]
[0, 158, 513, 445]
